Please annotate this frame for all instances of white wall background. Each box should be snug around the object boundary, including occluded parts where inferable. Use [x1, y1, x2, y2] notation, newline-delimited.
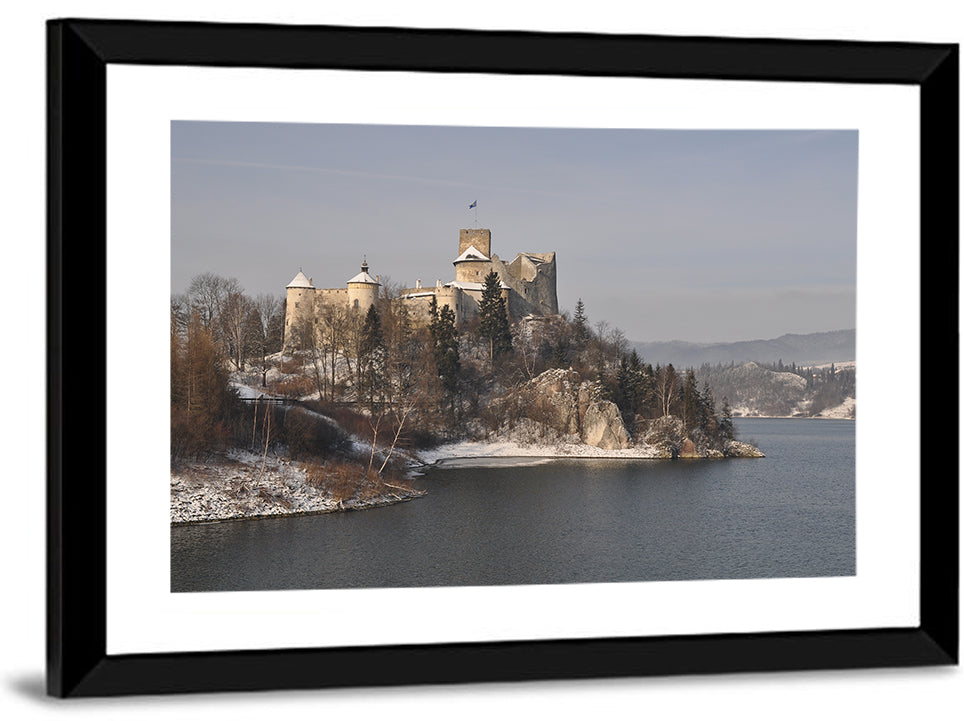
[2, 1, 961, 718]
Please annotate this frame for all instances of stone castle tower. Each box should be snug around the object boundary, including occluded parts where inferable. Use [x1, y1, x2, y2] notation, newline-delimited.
[346, 258, 380, 312]
[283, 228, 557, 350]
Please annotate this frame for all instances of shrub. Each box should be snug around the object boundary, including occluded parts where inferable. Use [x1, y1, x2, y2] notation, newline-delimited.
[283, 407, 349, 459]
[278, 356, 304, 375]
[271, 375, 315, 399]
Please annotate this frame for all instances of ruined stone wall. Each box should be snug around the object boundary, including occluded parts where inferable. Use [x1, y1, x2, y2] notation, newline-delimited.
[490, 252, 558, 319]
[397, 292, 438, 325]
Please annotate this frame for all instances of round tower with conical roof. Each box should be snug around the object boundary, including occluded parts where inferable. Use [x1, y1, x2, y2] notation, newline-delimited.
[346, 258, 380, 313]
[283, 268, 315, 350]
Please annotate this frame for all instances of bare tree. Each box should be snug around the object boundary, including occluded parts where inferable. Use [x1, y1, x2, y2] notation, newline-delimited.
[219, 290, 256, 371]
[317, 303, 353, 402]
[187, 272, 242, 329]
[250, 293, 283, 387]
[170, 292, 190, 336]
[656, 364, 680, 418]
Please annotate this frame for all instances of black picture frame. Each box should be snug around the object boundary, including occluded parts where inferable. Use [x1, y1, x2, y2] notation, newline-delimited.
[47, 18, 958, 698]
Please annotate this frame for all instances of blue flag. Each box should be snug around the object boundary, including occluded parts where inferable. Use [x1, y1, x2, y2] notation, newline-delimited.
[469, 200, 477, 209]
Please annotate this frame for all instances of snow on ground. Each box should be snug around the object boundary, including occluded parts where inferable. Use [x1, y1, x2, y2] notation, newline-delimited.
[413, 438, 662, 467]
[412, 419, 663, 468]
[230, 381, 272, 399]
[171, 448, 424, 524]
[732, 398, 856, 420]
[810, 360, 856, 371]
[813, 396, 856, 419]
[171, 449, 337, 524]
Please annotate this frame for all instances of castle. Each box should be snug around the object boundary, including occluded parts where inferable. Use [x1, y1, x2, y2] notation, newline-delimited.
[283, 228, 558, 348]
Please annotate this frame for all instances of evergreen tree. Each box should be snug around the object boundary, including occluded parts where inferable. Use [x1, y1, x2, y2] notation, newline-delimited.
[614, 354, 633, 417]
[429, 296, 461, 400]
[572, 298, 590, 346]
[359, 305, 386, 411]
[614, 349, 652, 421]
[681, 368, 701, 431]
[700, 380, 718, 437]
[719, 396, 735, 441]
[478, 270, 512, 368]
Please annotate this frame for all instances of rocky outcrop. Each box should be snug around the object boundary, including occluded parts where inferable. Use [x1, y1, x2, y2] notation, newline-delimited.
[722, 440, 766, 458]
[580, 400, 632, 450]
[498, 369, 764, 458]
[639, 415, 763, 458]
[515, 368, 632, 450]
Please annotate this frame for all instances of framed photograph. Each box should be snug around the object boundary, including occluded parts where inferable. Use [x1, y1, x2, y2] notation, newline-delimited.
[47, 19, 957, 697]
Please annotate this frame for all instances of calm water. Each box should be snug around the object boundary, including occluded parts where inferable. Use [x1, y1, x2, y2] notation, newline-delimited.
[171, 418, 855, 592]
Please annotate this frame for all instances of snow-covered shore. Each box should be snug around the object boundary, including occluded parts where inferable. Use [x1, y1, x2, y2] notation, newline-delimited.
[412, 436, 664, 467]
[171, 449, 425, 525]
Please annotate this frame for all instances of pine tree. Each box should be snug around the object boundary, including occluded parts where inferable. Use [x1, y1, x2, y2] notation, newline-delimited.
[681, 368, 701, 432]
[478, 270, 512, 368]
[719, 396, 735, 441]
[614, 354, 633, 417]
[359, 305, 386, 411]
[700, 380, 718, 437]
[429, 296, 460, 400]
[572, 298, 590, 346]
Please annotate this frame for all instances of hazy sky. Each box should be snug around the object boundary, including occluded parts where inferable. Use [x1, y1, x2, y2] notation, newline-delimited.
[171, 121, 857, 344]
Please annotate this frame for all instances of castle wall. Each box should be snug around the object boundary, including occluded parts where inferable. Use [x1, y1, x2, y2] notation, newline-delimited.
[435, 287, 464, 322]
[454, 259, 493, 283]
[283, 287, 350, 350]
[398, 293, 439, 324]
[314, 288, 349, 306]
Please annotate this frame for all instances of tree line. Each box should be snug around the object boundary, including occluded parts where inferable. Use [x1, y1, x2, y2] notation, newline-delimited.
[696, 359, 855, 417]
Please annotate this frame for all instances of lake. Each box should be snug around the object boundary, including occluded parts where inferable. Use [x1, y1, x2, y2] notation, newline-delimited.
[170, 418, 855, 592]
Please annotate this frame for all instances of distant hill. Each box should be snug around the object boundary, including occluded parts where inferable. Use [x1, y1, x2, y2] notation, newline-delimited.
[632, 329, 855, 369]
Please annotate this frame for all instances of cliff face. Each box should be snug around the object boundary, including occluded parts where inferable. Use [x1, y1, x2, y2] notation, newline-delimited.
[513, 368, 632, 450]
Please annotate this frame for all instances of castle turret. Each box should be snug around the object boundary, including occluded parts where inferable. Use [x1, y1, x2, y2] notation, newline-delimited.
[346, 258, 380, 312]
[283, 269, 315, 350]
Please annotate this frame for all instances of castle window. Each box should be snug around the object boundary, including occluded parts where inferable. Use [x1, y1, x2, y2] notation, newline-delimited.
[294, 302, 300, 308]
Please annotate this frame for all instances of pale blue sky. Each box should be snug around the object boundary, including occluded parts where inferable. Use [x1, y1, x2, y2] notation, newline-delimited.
[172, 122, 857, 343]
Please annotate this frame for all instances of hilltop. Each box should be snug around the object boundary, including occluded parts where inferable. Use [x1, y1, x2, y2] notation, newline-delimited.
[633, 329, 855, 368]
[171, 273, 778, 525]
